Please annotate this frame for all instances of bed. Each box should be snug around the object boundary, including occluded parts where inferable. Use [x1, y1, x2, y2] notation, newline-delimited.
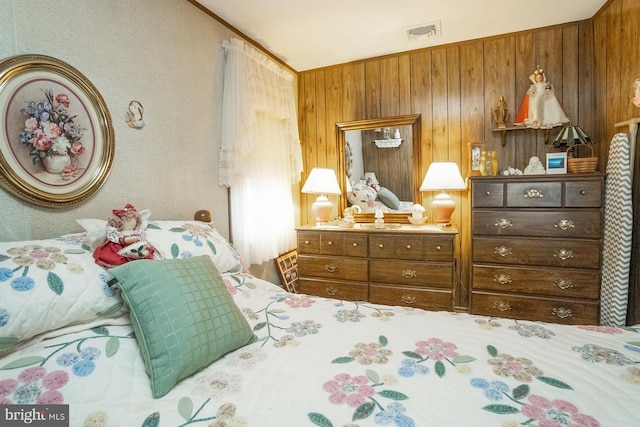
[1, 217, 639, 426]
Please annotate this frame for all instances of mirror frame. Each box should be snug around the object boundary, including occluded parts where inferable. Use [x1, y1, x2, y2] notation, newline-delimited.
[336, 114, 422, 223]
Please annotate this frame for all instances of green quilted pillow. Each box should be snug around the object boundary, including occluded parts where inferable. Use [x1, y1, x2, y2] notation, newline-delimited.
[110, 256, 256, 398]
[377, 186, 401, 210]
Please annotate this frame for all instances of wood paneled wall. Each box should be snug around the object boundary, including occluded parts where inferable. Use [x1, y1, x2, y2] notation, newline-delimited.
[592, 0, 640, 324]
[297, 0, 640, 315]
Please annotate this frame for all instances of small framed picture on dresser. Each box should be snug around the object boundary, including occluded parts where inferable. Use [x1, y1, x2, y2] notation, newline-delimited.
[546, 152, 567, 174]
[468, 142, 486, 176]
[275, 249, 299, 293]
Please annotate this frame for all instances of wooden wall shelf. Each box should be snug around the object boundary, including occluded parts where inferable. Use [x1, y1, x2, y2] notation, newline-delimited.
[493, 126, 553, 146]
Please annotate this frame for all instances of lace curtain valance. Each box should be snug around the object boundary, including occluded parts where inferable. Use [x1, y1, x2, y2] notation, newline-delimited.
[219, 38, 302, 187]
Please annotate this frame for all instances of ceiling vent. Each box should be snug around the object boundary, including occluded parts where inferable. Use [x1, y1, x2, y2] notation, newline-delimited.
[407, 21, 441, 40]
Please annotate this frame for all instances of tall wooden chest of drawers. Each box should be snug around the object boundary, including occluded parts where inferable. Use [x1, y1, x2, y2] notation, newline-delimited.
[296, 225, 457, 311]
[470, 173, 605, 324]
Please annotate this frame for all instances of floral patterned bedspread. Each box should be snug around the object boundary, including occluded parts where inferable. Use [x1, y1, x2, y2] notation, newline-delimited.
[1, 273, 639, 427]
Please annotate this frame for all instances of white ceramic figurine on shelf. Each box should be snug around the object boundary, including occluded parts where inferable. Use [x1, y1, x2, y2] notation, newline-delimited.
[514, 66, 570, 129]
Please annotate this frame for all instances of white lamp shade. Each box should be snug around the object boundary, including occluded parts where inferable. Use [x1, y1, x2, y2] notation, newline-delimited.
[419, 162, 467, 191]
[363, 172, 379, 185]
[301, 168, 342, 195]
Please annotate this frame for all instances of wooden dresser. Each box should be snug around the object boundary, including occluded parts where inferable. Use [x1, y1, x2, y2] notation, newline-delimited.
[470, 173, 605, 324]
[296, 224, 458, 311]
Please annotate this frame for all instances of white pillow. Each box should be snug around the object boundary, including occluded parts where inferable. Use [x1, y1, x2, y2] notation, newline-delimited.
[145, 220, 245, 273]
[0, 235, 127, 354]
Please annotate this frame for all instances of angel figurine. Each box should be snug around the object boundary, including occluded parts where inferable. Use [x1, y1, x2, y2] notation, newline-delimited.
[514, 66, 570, 129]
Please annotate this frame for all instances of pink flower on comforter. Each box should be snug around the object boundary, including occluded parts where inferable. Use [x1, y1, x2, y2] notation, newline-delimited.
[521, 395, 600, 427]
[323, 373, 375, 407]
[414, 338, 458, 360]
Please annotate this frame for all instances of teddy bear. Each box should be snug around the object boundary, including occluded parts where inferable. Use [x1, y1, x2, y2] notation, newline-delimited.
[93, 204, 157, 268]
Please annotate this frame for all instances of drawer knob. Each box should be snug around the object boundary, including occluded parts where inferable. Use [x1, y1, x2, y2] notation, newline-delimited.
[352, 242, 358, 247]
[554, 279, 574, 290]
[327, 241, 333, 246]
[485, 190, 492, 196]
[494, 246, 512, 257]
[401, 269, 417, 279]
[552, 307, 573, 319]
[326, 286, 338, 296]
[324, 263, 338, 273]
[401, 294, 416, 304]
[580, 190, 587, 195]
[495, 218, 513, 229]
[436, 245, 442, 251]
[493, 273, 512, 285]
[554, 219, 575, 230]
[554, 249, 574, 261]
[304, 240, 310, 245]
[378, 243, 384, 248]
[493, 301, 512, 312]
[524, 189, 544, 199]
[406, 244, 412, 249]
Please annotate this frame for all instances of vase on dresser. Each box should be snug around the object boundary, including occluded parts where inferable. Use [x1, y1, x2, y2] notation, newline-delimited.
[42, 153, 71, 174]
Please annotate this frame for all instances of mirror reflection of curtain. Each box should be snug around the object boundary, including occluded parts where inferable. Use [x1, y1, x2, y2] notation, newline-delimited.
[220, 38, 303, 265]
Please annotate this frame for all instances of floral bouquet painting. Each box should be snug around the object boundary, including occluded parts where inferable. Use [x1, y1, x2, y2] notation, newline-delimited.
[19, 88, 86, 180]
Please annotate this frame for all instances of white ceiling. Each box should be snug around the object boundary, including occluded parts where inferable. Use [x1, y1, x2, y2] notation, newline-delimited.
[196, 0, 607, 72]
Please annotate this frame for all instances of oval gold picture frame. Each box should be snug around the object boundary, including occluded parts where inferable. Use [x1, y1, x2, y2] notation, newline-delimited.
[0, 54, 114, 207]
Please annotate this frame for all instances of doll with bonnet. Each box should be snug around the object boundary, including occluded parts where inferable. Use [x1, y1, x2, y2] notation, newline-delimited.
[93, 204, 157, 268]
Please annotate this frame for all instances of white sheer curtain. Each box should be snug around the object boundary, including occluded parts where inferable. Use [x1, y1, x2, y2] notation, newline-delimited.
[220, 38, 303, 265]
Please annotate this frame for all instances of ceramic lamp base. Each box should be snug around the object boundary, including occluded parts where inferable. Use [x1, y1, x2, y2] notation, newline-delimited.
[311, 195, 333, 225]
[431, 192, 456, 225]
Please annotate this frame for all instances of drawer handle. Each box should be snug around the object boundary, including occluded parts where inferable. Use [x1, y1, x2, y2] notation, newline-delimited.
[485, 190, 492, 196]
[554, 249, 574, 260]
[552, 307, 573, 319]
[495, 218, 513, 229]
[352, 242, 358, 247]
[378, 243, 384, 248]
[493, 273, 512, 285]
[401, 294, 416, 304]
[324, 263, 338, 273]
[406, 244, 412, 249]
[436, 245, 442, 251]
[524, 189, 544, 199]
[494, 246, 512, 257]
[493, 301, 511, 312]
[554, 219, 575, 230]
[401, 269, 417, 279]
[327, 241, 333, 246]
[554, 279, 574, 290]
[304, 240, 310, 245]
[580, 190, 587, 195]
[326, 286, 338, 296]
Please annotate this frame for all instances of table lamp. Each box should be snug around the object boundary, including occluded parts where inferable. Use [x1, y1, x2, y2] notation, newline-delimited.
[419, 162, 467, 225]
[301, 168, 342, 225]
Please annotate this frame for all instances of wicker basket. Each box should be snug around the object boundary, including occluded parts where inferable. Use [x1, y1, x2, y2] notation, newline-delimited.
[567, 145, 598, 173]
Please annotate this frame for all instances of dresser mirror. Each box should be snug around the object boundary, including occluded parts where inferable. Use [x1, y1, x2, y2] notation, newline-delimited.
[336, 114, 421, 223]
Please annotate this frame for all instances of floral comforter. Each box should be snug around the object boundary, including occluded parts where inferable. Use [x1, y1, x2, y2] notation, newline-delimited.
[1, 273, 639, 426]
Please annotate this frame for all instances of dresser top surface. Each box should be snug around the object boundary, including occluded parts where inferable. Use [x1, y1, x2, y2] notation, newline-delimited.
[470, 172, 605, 182]
[297, 223, 458, 234]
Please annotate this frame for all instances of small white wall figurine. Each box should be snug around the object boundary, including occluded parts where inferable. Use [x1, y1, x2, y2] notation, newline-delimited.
[125, 100, 145, 129]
